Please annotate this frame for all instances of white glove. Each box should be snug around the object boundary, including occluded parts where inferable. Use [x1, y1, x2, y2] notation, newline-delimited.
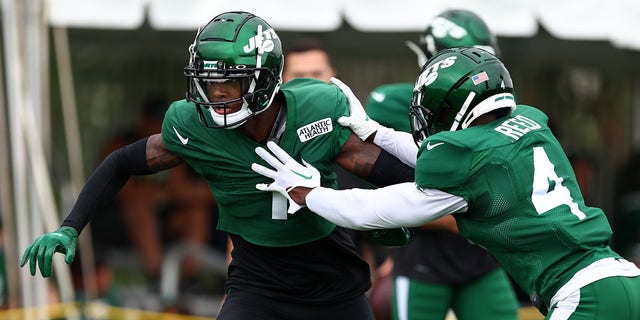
[330, 77, 380, 141]
[252, 141, 321, 213]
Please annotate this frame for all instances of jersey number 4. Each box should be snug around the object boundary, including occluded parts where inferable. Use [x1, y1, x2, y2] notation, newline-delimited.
[531, 147, 586, 220]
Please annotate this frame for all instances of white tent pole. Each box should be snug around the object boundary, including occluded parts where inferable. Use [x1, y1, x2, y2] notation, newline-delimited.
[1, 0, 44, 311]
[2, 0, 77, 316]
[0, 14, 20, 311]
[52, 25, 98, 301]
[19, 89, 76, 305]
[24, 0, 77, 310]
[31, 0, 51, 157]
[25, 0, 46, 310]
[26, 0, 80, 313]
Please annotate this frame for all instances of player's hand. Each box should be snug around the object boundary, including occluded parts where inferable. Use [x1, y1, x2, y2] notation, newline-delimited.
[330, 77, 380, 141]
[20, 226, 78, 277]
[252, 141, 320, 213]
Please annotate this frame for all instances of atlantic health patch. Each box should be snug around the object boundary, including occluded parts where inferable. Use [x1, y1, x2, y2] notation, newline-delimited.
[297, 118, 333, 142]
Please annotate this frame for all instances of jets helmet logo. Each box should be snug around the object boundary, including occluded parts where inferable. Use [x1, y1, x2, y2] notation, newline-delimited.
[244, 27, 279, 54]
[415, 56, 457, 89]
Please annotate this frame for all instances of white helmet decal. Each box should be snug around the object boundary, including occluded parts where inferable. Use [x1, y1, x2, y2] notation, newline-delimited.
[243, 26, 279, 54]
[429, 17, 468, 40]
[415, 56, 457, 89]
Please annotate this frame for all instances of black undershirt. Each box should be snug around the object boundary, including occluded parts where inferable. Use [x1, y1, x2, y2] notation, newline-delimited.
[226, 226, 371, 304]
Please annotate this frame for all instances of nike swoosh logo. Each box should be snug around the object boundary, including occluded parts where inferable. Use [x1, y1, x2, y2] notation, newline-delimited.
[173, 126, 189, 145]
[370, 91, 385, 103]
[426, 141, 444, 150]
[290, 169, 312, 180]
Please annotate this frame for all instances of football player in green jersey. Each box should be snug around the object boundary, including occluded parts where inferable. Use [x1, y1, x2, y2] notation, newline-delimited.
[19, 11, 415, 319]
[365, 10, 518, 320]
[252, 47, 640, 320]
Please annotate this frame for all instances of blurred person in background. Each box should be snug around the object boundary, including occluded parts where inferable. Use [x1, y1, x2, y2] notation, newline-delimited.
[282, 38, 394, 318]
[365, 10, 518, 320]
[283, 38, 336, 83]
[20, 11, 414, 319]
[251, 46, 640, 320]
[94, 94, 221, 285]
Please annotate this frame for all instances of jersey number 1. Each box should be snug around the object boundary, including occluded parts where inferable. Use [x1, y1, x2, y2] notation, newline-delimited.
[272, 193, 288, 220]
[531, 147, 586, 220]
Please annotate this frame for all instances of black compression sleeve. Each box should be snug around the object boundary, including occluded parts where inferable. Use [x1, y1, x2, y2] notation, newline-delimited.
[366, 149, 415, 187]
[62, 137, 155, 233]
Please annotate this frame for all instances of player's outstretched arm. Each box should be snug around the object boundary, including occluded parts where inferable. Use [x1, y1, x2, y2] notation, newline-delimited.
[251, 142, 468, 231]
[20, 134, 183, 277]
[333, 134, 415, 245]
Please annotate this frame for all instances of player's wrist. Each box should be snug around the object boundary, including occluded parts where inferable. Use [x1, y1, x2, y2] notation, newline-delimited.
[365, 131, 377, 142]
[56, 226, 79, 238]
[288, 187, 313, 206]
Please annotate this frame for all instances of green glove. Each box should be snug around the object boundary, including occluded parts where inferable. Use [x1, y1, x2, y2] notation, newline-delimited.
[367, 227, 413, 247]
[20, 226, 78, 277]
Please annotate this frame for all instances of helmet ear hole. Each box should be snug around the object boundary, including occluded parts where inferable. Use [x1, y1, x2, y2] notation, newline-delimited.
[494, 107, 511, 119]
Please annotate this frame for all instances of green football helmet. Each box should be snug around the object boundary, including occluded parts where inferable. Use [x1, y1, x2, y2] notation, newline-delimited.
[410, 47, 515, 145]
[406, 9, 500, 67]
[184, 11, 284, 128]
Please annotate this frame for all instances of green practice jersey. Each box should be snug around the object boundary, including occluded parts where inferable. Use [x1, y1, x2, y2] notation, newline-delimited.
[414, 105, 620, 305]
[161, 78, 351, 247]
